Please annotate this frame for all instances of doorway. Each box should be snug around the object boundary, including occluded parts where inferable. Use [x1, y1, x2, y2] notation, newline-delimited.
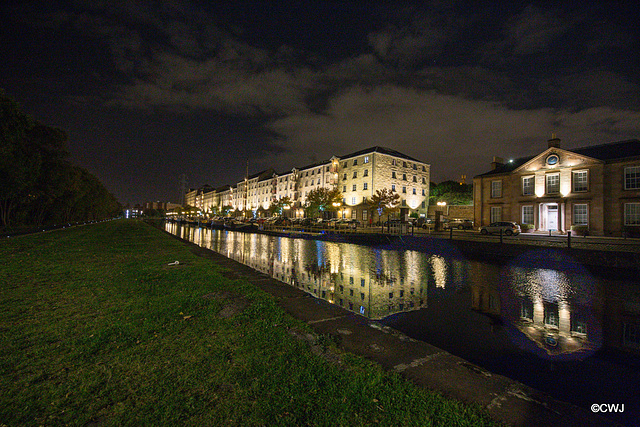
[547, 204, 558, 231]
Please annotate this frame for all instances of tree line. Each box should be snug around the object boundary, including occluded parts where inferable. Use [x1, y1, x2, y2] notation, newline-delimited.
[0, 90, 121, 230]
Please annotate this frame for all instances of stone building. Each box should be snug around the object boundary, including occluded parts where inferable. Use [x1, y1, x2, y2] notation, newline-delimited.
[184, 146, 431, 220]
[473, 138, 640, 236]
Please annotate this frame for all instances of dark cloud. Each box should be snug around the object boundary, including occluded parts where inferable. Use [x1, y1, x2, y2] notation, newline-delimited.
[1, 1, 638, 204]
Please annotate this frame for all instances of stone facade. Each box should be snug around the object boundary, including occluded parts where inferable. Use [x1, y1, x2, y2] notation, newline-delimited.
[474, 138, 640, 236]
[184, 146, 430, 219]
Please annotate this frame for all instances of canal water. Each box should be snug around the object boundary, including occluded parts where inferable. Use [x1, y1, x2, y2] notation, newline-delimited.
[165, 222, 640, 425]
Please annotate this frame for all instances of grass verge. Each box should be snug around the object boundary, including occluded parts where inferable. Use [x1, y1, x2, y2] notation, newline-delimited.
[0, 220, 496, 426]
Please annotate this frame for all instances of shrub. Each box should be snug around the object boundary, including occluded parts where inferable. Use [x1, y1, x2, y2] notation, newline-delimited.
[571, 225, 589, 236]
[520, 223, 534, 232]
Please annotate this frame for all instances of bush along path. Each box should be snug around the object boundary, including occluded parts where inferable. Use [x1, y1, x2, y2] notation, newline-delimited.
[0, 220, 496, 426]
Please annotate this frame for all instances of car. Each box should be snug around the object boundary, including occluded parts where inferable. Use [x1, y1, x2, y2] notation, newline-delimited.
[443, 219, 474, 230]
[480, 221, 521, 236]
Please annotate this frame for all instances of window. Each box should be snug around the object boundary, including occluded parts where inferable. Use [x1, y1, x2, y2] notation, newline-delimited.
[363, 182, 368, 190]
[625, 166, 640, 190]
[522, 176, 534, 196]
[546, 173, 560, 194]
[353, 159, 358, 166]
[352, 184, 357, 191]
[573, 204, 588, 225]
[422, 166, 426, 171]
[352, 209, 357, 219]
[392, 159, 396, 166]
[326, 166, 330, 172]
[491, 180, 502, 198]
[402, 173, 407, 180]
[625, 203, 640, 226]
[353, 171, 357, 178]
[413, 164, 417, 170]
[402, 186, 406, 193]
[310, 179, 314, 185]
[392, 171, 396, 178]
[422, 189, 425, 196]
[343, 162, 347, 168]
[343, 173, 347, 180]
[403, 161, 407, 168]
[573, 170, 588, 192]
[311, 170, 314, 175]
[352, 197, 356, 204]
[422, 177, 426, 184]
[623, 323, 640, 349]
[522, 205, 533, 225]
[401, 200, 406, 206]
[520, 300, 533, 321]
[362, 210, 368, 220]
[413, 176, 417, 182]
[343, 185, 346, 192]
[412, 188, 416, 195]
[364, 156, 369, 163]
[544, 303, 559, 327]
[490, 206, 501, 223]
[391, 184, 396, 191]
[363, 169, 368, 177]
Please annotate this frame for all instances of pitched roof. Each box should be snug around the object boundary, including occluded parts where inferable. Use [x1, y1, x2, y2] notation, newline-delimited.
[476, 156, 534, 177]
[338, 146, 424, 163]
[477, 139, 640, 177]
[570, 139, 640, 161]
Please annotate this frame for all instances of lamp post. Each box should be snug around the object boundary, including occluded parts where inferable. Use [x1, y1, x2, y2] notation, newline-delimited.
[332, 202, 341, 220]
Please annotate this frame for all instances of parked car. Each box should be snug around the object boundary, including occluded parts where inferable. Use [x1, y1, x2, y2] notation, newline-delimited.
[480, 221, 521, 236]
[443, 219, 474, 230]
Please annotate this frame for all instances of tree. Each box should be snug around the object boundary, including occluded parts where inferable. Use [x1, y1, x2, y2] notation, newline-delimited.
[305, 187, 342, 218]
[367, 188, 400, 223]
[269, 196, 293, 216]
[429, 180, 472, 205]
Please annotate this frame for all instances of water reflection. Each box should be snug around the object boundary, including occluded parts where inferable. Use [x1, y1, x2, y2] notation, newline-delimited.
[165, 222, 640, 359]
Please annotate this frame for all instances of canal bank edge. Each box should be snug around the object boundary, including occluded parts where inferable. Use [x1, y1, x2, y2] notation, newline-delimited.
[154, 223, 618, 427]
[255, 228, 640, 272]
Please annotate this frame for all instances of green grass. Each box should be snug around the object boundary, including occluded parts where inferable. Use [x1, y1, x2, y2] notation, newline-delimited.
[0, 220, 496, 426]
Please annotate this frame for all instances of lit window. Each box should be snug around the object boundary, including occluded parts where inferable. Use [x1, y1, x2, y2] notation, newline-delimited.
[352, 197, 356, 204]
[363, 183, 368, 190]
[402, 186, 406, 193]
[491, 180, 502, 198]
[490, 206, 501, 222]
[522, 205, 533, 225]
[352, 184, 356, 191]
[625, 166, 640, 190]
[573, 170, 588, 192]
[625, 203, 640, 226]
[392, 184, 396, 191]
[364, 156, 369, 163]
[573, 204, 588, 225]
[412, 188, 416, 195]
[522, 176, 534, 196]
[546, 173, 560, 194]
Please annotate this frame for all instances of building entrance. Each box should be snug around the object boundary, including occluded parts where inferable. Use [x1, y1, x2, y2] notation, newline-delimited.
[546, 204, 558, 231]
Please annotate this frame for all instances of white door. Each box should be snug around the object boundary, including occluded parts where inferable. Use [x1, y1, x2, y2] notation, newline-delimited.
[547, 205, 558, 231]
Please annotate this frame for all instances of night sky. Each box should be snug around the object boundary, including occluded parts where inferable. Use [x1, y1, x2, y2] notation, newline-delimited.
[2, 1, 639, 205]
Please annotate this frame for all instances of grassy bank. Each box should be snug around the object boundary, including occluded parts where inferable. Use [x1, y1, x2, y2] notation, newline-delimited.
[0, 220, 495, 426]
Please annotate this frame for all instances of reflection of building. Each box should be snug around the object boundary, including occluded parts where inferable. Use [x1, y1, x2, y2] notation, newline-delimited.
[179, 225, 428, 319]
[184, 146, 430, 219]
[473, 138, 640, 236]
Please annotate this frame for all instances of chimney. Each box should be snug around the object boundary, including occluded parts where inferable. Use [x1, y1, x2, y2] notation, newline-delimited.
[491, 156, 504, 170]
[548, 133, 561, 148]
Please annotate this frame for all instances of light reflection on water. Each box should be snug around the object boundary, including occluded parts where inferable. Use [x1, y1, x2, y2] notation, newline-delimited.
[166, 222, 640, 361]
